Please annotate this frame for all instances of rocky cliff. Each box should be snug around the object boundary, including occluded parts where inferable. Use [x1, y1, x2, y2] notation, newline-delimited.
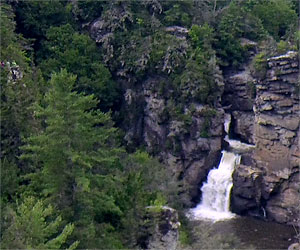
[231, 51, 299, 224]
[120, 72, 225, 206]
[254, 51, 299, 224]
[88, 2, 299, 223]
[89, 6, 225, 207]
[222, 39, 257, 144]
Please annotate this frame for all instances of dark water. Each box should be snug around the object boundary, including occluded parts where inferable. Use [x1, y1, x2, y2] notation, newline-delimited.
[212, 216, 297, 249]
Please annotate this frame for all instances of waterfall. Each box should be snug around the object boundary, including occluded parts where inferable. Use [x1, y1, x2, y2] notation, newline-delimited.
[190, 151, 240, 221]
[189, 113, 254, 221]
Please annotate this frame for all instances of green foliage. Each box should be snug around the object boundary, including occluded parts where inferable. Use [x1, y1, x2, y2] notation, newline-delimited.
[189, 24, 215, 52]
[170, 23, 220, 105]
[20, 69, 123, 248]
[119, 151, 169, 209]
[176, 53, 219, 104]
[199, 108, 217, 138]
[250, 0, 297, 40]
[179, 227, 191, 246]
[295, 31, 300, 51]
[18, 70, 172, 248]
[1, 196, 78, 249]
[38, 24, 119, 112]
[150, 32, 187, 74]
[163, 2, 192, 27]
[15, 0, 74, 39]
[75, 0, 106, 22]
[116, 151, 174, 247]
[213, 0, 297, 66]
[277, 40, 289, 54]
[0, 159, 19, 203]
[0, 3, 44, 169]
[216, 1, 265, 67]
[252, 52, 267, 78]
[0, 4, 29, 67]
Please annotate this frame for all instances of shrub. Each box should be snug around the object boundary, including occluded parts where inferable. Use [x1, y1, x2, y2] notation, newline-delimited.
[252, 52, 267, 78]
[277, 40, 289, 54]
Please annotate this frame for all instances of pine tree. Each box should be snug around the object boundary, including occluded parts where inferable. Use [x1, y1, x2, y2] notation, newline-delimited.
[1, 196, 79, 249]
[0, 3, 44, 166]
[21, 69, 124, 248]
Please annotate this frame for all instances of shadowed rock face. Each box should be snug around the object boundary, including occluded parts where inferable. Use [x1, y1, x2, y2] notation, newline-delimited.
[231, 51, 299, 224]
[138, 206, 180, 250]
[123, 77, 224, 207]
[222, 52, 256, 145]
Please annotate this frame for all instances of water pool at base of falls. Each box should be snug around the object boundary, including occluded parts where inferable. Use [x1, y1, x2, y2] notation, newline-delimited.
[187, 216, 297, 249]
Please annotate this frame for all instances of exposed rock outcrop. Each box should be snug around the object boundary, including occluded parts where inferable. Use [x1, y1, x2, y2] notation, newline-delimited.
[254, 51, 299, 224]
[231, 163, 263, 215]
[222, 50, 256, 144]
[123, 76, 224, 206]
[89, 5, 225, 206]
[138, 206, 180, 250]
[232, 51, 299, 224]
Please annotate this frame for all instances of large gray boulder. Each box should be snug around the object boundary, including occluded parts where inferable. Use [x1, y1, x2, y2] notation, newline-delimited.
[138, 206, 180, 250]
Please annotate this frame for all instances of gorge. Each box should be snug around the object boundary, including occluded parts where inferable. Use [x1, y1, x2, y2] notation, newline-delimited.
[1, 1, 299, 249]
[86, 2, 299, 227]
[111, 41, 299, 225]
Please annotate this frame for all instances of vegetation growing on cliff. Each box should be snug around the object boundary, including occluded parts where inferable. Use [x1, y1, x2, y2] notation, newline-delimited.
[1, 0, 298, 248]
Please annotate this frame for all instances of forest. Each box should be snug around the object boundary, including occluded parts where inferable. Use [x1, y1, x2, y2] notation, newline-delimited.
[0, 0, 299, 249]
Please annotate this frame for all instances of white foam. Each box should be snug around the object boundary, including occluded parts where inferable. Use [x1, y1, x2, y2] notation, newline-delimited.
[225, 136, 255, 151]
[224, 113, 231, 134]
[189, 206, 236, 221]
[189, 151, 240, 222]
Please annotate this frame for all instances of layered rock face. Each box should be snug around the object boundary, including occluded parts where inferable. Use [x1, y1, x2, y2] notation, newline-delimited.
[254, 51, 299, 224]
[232, 51, 299, 224]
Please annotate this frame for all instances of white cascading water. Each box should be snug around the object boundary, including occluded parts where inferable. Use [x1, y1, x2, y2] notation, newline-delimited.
[189, 113, 254, 221]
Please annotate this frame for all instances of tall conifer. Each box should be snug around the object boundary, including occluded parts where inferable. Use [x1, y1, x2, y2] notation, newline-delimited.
[21, 69, 123, 247]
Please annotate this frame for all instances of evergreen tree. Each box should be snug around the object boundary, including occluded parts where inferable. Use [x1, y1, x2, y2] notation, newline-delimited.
[21, 69, 124, 248]
[37, 24, 120, 112]
[15, 0, 74, 40]
[1, 196, 79, 249]
[0, 3, 44, 162]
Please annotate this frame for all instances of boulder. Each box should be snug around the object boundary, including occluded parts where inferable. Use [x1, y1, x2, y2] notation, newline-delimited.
[138, 206, 180, 250]
[231, 164, 263, 215]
